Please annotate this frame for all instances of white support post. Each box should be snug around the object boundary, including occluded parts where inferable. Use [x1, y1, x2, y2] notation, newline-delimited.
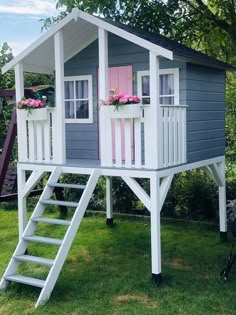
[54, 30, 66, 164]
[15, 63, 27, 162]
[218, 161, 227, 241]
[105, 176, 113, 226]
[99, 28, 109, 167]
[150, 173, 162, 284]
[17, 167, 27, 239]
[149, 52, 161, 169]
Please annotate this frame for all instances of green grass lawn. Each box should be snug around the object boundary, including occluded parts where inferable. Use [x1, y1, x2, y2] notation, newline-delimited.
[0, 209, 236, 315]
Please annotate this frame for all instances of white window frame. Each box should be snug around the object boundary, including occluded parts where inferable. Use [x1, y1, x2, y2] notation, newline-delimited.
[64, 75, 93, 124]
[137, 68, 180, 105]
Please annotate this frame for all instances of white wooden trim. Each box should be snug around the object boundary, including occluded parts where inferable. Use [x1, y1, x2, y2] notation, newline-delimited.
[137, 68, 180, 105]
[22, 63, 53, 74]
[2, 11, 78, 74]
[150, 173, 161, 274]
[16, 156, 226, 179]
[149, 52, 160, 168]
[54, 30, 66, 164]
[3, 8, 173, 75]
[15, 63, 27, 162]
[22, 170, 45, 198]
[122, 176, 151, 211]
[105, 177, 113, 219]
[157, 156, 225, 177]
[99, 28, 109, 167]
[209, 164, 224, 187]
[124, 119, 132, 168]
[160, 175, 174, 210]
[202, 166, 218, 185]
[17, 167, 27, 239]
[218, 161, 227, 232]
[64, 75, 93, 124]
[77, 10, 173, 60]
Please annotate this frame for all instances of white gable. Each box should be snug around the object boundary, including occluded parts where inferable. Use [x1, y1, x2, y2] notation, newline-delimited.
[2, 9, 173, 74]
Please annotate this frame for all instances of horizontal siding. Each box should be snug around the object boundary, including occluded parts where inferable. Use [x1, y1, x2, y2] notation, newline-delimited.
[65, 34, 187, 160]
[186, 63, 226, 163]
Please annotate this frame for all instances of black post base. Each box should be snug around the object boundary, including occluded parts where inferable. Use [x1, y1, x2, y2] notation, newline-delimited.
[220, 231, 228, 242]
[152, 273, 162, 286]
[106, 218, 114, 227]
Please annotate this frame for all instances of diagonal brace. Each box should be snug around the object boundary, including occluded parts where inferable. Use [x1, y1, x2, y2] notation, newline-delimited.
[122, 176, 151, 211]
[22, 170, 45, 198]
[160, 175, 174, 211]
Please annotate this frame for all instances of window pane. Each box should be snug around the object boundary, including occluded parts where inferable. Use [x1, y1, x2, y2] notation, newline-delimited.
[65, 101, 75, 118]
[142, 97, 150, 105]
[64, 81, 74, 99]
[160, 96, 174, 105]
[160, 74, 174, 95]
[76, 100, 89, 119]
[142, 76, 150, 96]
[76, 80, 88, 99]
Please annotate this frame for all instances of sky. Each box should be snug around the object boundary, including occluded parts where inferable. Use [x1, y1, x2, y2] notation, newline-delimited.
[0, 0, 61, 56]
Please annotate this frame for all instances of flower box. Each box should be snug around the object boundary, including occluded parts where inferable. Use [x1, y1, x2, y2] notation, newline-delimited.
[17, 107, 48, 121]
[102, 104, 141, 119]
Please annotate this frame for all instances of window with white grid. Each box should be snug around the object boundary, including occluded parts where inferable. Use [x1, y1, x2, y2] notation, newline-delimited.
[137, 68, 179, 105]
[64, 75, 93, 123]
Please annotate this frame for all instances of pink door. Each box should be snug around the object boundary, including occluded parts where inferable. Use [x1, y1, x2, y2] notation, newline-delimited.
[98, 65, 133, 160]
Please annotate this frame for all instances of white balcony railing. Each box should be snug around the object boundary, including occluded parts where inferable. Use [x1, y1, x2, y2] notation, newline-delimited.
[100, 104, 187, 169]
[161, 105, 187, 168]
[17, 108, 59, 164]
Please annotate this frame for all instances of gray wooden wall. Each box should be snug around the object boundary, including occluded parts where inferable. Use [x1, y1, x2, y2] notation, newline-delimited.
[186, 64, 225, 163]
[64, 33, 225, 165]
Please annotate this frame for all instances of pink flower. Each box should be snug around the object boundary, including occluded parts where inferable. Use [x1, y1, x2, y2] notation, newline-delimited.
[39, 101, 45, 107]
[105, 96, 113, 105]
[133, 96, 140, 103]
[113, 95, 120, 101]
[128, 96, 134, 102]
[119, 97, 128, 104]
[119, 92, 128, 98]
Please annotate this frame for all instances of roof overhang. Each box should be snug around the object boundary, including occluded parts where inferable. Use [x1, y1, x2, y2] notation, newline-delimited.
[2, 8, 173, 75]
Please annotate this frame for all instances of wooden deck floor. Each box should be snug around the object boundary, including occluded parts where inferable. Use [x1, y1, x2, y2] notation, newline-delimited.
[66, 159, 101, 168]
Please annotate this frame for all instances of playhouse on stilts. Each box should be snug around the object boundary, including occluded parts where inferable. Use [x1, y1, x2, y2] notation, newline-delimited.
[0, 9, 233, 307]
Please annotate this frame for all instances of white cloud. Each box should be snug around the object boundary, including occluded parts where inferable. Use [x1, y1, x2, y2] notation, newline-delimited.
[8, 39, 34, 56]
[0, 0, 60, 17]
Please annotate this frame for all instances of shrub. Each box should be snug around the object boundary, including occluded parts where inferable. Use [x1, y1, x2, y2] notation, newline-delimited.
[169, 170, 217, 219]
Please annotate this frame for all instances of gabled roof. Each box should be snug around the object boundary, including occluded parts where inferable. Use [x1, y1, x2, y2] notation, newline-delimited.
[2, 8, 235, 74]
[104, 19, 236, 71]
[2, 9, 173, 74]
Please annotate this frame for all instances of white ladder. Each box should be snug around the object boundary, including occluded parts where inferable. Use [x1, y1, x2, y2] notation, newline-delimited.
[0, 167, 100, 308]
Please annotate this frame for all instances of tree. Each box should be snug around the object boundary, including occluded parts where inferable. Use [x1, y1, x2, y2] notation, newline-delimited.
[0, 42, 14, 89]
[43, 0, 236, 63]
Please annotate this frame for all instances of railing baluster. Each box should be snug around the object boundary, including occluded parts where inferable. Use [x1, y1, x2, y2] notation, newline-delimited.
[36, 121, 43, 162]
[115, 119, 122, 167]
[124, 119, 132, 168]
[134, 117, 142, 168]
[28, 121, 35, 161]
[163, 107, 168, 167]
[44, 111, 51, 162]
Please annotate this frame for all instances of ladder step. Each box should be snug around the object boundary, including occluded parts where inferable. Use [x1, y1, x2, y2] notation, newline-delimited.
[23, 236, 63, 246]
[32, 217, 71, 226]
[49, 183, 86, 190]
[5, 275, 45, 288]
[41, 199, 78, 208]
[14, 255, 54, 266]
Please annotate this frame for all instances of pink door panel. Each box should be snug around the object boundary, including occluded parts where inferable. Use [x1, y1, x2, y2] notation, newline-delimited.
[98, 65, 134, 161]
